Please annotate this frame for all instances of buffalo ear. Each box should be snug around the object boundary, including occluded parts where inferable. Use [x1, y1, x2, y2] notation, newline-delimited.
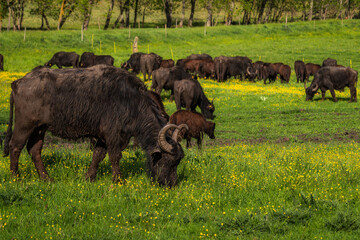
[151, 149, 163, 165]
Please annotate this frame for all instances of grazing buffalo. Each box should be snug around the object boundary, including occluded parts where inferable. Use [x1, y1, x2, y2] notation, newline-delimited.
[279, 64, 291, 83]
[160, 59, 175, 68]
[186, 53, 212, 60]
[174, 79, 215, 119]
[3, 65, 188, 187]
[181, 59, 214, 78]
[305, 66, 358, 102]
[140, 53, 163, 81]
[322, 58, 337, 67]
[294, 60, 307, 83]
[79, 52, 114, 68]
[253, 61, 264, 80]
[262, 63, 277, 84]
[305, 63, 321, 82]
[214, 56, 254, 82]
[122, 52, 162, 81]
[45, 51, 79, 68]
[170, 110, 215, 149]
[0, 54, 3, 71]
[151, 66, 192, 99]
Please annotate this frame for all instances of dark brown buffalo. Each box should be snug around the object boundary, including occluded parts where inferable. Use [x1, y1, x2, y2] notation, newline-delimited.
[151, 66, 192, 99]
[3, 65, 188, 187]
[262, 63, 277, 84]
[45, 51, 79, 68]
[253, 61, 264, 80]
[122, 52, 162, 81]
[160, 59, 175, 68]
[305, 63, 321, 82]
[279, 64, 291, 83]
[294, 60, 307, 83]
[0, 54, 3, 71]
[305, 66, 358, 102]
[170, 110, 215, 149]
[322, 58, 337, 67]
[174, 79, 215, 119]
[79, 52, 114, 68]
[140, 53, 163, 81]
[214, 56, 254, 82]
[182, 59, 214, 78]
[186, 53, 212, 60]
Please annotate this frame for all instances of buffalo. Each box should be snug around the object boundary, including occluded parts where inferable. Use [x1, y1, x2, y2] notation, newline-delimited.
[170, 110, 215, 149]
[305, 63, 321, 82]
[262, 63, 277, 84]
[122, 52, 162, 81]
[305, 66, 358, 102]
[79, 52, 114, 68]
[214, 56, 254, 82]
[174, 79, 215, 119]
[0, 54, 3, 71]
[279, 64, 291, 83]
[3, 65, 188, 187]
[151, 66, 193, 99]
[322, 58, 337, 67]
[45, 51, 79, 68]
[294, 60, 307, 83]
[160, 59, 175, 68]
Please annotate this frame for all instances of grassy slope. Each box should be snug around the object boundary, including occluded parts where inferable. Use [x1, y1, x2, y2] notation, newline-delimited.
[1, 20, 360, 239]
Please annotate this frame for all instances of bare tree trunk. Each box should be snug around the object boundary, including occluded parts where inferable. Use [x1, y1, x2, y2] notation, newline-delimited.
[347, 0, 351, 19]
[308, 0, 313, 21]
[125, 1, 130, 27]
[164, 0, 172, 28]
[265, 0, 275, 23]
[179, 0, 185, 27]
[104, 0, 115, 30]
[188, 0, 195, 27]
[257, 0, 268, 23]
[83, 0, 94, 30]
[43, 14, 51, 30]
[142, 6, 145, 27]
[58, 0, 66, 30]
[113, 0, 126, 29]
[206, 1, 212, 26]
[133, 0, 139, 28]
[18, 0, 25, 30]
[338, 0, 343, 19]
[226, 1, 234, 25]
[40, 15, 44, 29]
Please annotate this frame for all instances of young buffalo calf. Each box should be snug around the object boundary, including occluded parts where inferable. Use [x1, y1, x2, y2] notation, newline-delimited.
[170, 110, 215, 149]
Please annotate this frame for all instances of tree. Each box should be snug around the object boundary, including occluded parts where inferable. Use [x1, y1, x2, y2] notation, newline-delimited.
[57, 0, 76, 30]
[6, 0, 26, 30]
[30, 0, 54, 30]
[79, 0, 99, 30]
[163, 0, 172, 28]
[179, 0, 185, 27]
[188, 0, 195, 26]
[104, 0, 115, 30]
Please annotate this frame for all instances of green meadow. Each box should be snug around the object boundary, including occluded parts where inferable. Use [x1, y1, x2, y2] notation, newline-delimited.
[1, 20, 360, 239]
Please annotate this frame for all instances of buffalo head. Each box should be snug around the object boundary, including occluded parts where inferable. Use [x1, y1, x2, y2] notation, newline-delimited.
[305, 83, 318, 101]
[203, 99, 215, 119]
[150, 124, 188, 187]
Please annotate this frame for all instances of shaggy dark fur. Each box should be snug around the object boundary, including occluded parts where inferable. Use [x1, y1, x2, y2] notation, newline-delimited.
[322, 58, 337, 67]
[213, 56, 254, 82]
[174, 79, 215, 119]
[45, 51, 79, 68]
[294, 60, 307, 83]
[139, 53, 163, 81]
[3, 65, 185, 187]
[170, 110, 215, 149]
[278, 64, 291, 83]
[0, 54, 3, 71]
[261, 63, 278, 84]
[305, 66, 358, 102]
[160, 59, 175, 68]
[148, 91, 170, 121]
[305, 63, 321, 82]
[79, 52, 114, 68]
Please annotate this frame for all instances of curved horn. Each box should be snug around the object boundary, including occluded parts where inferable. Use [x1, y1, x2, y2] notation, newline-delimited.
[211, 97, 215, 103]
[312, 83, 319, 92]
[158, 124, 179, 154]
[247, 66, 251, 75]
[172, 124, 189, 142]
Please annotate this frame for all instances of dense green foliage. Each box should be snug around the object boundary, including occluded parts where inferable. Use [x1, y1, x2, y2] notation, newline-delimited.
[1, 20, 360, 239]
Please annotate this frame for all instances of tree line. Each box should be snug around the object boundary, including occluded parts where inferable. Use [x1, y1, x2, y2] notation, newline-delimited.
[0, 0, 359, 31]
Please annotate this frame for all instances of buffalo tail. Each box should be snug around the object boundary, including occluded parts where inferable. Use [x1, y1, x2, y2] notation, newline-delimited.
[3, 92, 14, 157]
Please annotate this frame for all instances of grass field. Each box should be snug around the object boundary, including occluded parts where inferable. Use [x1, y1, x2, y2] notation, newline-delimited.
[1, 20, 360, 239]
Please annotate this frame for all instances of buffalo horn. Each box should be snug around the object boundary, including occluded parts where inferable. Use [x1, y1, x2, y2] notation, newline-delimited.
[158, 124, 178, 154]
[312, 83, 319, 92]
[172, 124, 189, 142]
[247, 67, 251, 75]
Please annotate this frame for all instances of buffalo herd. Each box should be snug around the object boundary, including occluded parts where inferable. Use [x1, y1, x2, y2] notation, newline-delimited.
[1, 50, 358, 187]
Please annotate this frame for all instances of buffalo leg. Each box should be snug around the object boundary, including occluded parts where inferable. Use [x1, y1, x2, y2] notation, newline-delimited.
[321, 91, 326, 101]
[329, 88, 338, 102]
[26, 126, 50, 181]
[349, 86, 357, 102]
[86, 139, 107, 182]
[108, 140, 129, 183]
[9, 125, 36, 177]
